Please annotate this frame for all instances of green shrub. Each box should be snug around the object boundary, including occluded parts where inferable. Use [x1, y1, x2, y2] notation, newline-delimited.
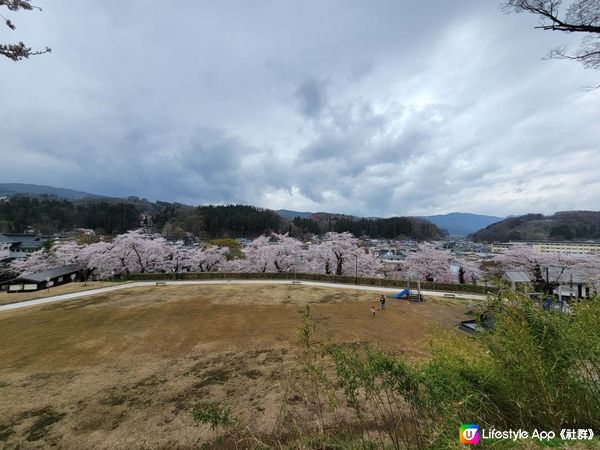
[191, 402, 233, 430]
[298, 293, 600, 449]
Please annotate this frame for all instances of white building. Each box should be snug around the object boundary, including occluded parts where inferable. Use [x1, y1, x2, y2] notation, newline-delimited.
[491, 241, 600, 255]
[0, 234, 43, 259]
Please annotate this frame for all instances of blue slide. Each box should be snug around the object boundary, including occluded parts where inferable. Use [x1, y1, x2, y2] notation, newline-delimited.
[392, 289, 410, 299]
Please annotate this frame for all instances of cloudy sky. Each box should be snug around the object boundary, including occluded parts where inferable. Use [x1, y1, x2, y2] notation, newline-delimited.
[1, 1, 599, 217]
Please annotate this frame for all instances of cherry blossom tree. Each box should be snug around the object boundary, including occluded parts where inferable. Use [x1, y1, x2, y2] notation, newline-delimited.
[79, 241, 114, 280]
[306, 232, 382, 277]
[9, 240, 111, 280]
[6, 230, 386, 281]
[401, 243, 453, 283]
[454, 257, 483, 284]
[493, 244, 540, 274]
[7, 230, 232, 280]
[9, 248, 55, 275]
[96, 230, 173, 276]
[236, 233, 306, 273]
[493, 244, 585, 285]
[566, 252, 600, 293]
[174, 244, 228, 273]
[305, 240, 335, 275]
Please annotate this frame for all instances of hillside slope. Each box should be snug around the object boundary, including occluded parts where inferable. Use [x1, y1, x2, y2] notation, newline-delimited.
[0, 183, 105, 200]
[470, 211, 600, 242]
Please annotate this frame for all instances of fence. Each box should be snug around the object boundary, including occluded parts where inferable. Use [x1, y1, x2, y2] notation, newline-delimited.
[124, 271, 494, 295]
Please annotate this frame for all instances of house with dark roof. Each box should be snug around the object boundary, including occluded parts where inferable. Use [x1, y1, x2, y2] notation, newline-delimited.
[2, 265, 81, 293]
[0, 234, 43, 259]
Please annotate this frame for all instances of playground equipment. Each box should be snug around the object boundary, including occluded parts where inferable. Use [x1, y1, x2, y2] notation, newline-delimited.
[391, 289, 410, 299]
[390, 288, 423, 302]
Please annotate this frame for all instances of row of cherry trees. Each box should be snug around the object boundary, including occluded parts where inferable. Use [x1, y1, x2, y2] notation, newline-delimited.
[400, 243, 481, 284]
[400, 243, 600, 289]
[8, 231, 600, 289]
[9, 231, 384, 280]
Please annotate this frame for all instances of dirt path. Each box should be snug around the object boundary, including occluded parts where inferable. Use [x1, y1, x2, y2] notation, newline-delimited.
[0, 279, 485, 312]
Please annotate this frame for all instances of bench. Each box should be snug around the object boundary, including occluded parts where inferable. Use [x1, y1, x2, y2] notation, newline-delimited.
[443, 293, 456, 298]
[292, 281, 302, 285]
[155, 281, 167, 286]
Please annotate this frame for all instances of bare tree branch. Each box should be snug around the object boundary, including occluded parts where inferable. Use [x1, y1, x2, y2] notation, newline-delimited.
[0, 42, 50, 61]
[503, 0, 600, 86]
[1, 0, 49, 61]
[0, 0, 39, 12]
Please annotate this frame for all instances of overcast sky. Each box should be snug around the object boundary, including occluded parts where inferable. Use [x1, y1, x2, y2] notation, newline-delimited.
[1, 1, 599, 217]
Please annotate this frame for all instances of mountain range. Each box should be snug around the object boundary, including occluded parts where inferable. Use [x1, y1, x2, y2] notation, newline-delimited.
[0, 183, 504, 236]
[0, 183, 105, 200]
[421, 212, 504, 236]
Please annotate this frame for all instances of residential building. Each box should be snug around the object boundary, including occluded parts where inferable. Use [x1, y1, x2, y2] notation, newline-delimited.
[1, 265, 81, 293]
[0, 234, 43, 259]
[491, 241, 600, 255]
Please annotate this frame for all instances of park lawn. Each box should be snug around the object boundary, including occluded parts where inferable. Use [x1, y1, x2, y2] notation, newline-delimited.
[0, 284, 468, 449]
[0, 281, 134, 306]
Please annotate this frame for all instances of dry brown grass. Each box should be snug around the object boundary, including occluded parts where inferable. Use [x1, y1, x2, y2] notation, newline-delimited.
[0, 284, 467, 449]
[0, 281, 133, 306]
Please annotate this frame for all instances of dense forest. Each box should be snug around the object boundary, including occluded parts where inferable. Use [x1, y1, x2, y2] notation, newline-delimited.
[332, 216, 446, 240]
[286, 214, 445, 240]
[154, 204, 282, 239]
[0, 194, 445, 241]
[0, 196, 140, 234]
[470, 211, 600, 242]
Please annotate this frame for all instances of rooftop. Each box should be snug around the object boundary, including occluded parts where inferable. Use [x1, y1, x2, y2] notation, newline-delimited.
[503, 271, 531, 283]
[16, 265, 81, 283]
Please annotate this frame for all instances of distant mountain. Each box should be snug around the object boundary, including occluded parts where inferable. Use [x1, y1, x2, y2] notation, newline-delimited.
[421, 212, 504, 236]
[470, 211, 600, 242]
[0, 183, 106, 200]
[0, 184, 510, 240]
[274, 209, 314, 220]
[276, 210, 502, 237]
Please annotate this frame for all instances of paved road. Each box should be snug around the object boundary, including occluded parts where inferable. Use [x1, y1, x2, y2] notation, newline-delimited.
[0, 280, 487, 312]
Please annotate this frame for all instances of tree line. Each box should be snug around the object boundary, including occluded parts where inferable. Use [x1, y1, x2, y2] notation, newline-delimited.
[0, 196, 140, 235]
[332, 217, 446, 240]
[153, 204, 283, 239]
[1, 195, 446, 241]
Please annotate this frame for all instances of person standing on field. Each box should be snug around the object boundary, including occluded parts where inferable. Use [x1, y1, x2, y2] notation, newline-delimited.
[379, 294, 386, 311]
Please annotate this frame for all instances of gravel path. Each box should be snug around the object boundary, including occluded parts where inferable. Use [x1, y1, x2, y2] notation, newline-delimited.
[0, 279, 486, 312]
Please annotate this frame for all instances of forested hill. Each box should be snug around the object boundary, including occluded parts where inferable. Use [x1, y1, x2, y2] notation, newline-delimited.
[470, 211, 600, 242]
[0, 196, 141, 235]
[0, 183, 105, 200]
[0, 195, 446, 240]
[153, 206, 446, 240]
[304, 214, 446, 240]
[152, 204, 282, 239]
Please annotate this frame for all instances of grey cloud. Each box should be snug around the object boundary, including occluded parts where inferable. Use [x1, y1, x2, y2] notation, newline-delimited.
[1, 0, 599, 217]
[295, 78, 328, 118]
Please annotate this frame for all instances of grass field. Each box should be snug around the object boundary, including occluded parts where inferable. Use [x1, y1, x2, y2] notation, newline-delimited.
[0, 284, 468, 449]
